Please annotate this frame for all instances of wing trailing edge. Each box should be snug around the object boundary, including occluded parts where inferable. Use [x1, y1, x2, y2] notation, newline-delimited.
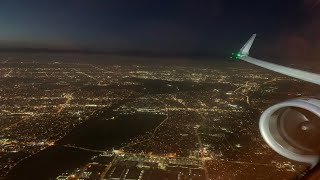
[238, 34, 320, 85]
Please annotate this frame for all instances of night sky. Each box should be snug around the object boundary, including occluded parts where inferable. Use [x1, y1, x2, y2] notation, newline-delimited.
[0, 0, 319, 60]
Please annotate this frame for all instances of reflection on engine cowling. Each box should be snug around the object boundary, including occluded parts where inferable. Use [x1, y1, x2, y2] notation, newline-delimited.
[269, 107, 320, 155]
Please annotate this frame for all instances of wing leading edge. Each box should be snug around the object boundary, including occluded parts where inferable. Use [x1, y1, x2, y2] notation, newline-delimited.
[238, 34, 320, 86]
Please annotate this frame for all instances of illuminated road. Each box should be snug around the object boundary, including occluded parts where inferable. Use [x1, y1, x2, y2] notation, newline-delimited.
[150, 98, 169, 137]
[1, 59, 9, 63]
[174, 96, 210, 180]
[220, 159, 275, 167]
[4, 69, 13, 77]
[57, 93, 73, 113]
[100, 156, 117, 179]
[72, 68, 98, 80]
[0, 115, 36, 133]
[121, 97, 169, 149]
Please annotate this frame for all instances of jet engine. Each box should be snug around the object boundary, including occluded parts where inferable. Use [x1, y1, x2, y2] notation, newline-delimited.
[259, 97, 320, 167]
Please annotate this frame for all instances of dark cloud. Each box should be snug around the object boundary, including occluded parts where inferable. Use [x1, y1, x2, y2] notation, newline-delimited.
[268, 0, 320, 63]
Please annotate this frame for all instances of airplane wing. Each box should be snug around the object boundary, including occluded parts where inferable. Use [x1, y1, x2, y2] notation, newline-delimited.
[237, 34, 320, 85]
[235, 34, 320, 169]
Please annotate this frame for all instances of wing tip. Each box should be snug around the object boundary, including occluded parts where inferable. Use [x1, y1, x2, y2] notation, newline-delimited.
[239, 33, 257, 56]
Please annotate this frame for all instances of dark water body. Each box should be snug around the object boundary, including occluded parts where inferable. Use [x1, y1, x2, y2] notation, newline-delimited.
[6, 146, 97, 180]
[7, 105, 166, 180]
[58, 112, 166, 150]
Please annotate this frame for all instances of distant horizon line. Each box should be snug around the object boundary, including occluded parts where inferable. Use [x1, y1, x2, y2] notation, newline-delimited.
[0, 47, 225, 57]
[0, 47, 318, 62]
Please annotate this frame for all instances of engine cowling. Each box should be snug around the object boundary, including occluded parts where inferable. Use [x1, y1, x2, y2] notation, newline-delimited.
[259, 97, 320, 167]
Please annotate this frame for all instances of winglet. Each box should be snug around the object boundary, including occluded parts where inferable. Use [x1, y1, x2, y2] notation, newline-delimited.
[239, 34, 256, 56]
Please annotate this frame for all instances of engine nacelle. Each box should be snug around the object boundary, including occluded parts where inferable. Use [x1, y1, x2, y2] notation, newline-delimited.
[259, 97, 320, 167]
